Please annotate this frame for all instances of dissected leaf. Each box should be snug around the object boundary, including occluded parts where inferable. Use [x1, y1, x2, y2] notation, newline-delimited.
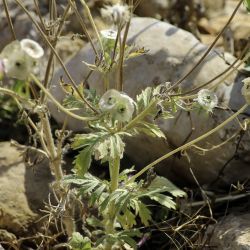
[94, 134, 125, 162]
[127, 47, 149, 59]
[244, 0, 250, 11]
[74, 146, 93, 177]
[149, 176, 186, 197]
[149, 193, 176, 209]
[118, 209, 137, 229]
[63, 95, 85, 109]
[131, 199, 151, 226]
[136, 87, 153, 112]
[72, 133, 103, 149]
[69, 233, 91, 250]
[137, 122, 166, 138]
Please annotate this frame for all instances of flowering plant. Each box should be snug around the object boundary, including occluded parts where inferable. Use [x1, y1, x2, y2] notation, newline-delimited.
[0, 1, 249, 249]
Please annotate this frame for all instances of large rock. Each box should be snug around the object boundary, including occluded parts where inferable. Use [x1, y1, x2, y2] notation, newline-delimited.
[50, 17, 250, 186]
[207, 213, 250, 249]
[0, 142, 53, 238]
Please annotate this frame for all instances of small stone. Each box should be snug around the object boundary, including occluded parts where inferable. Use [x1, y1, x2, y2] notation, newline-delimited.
[207, 213, 250, 250]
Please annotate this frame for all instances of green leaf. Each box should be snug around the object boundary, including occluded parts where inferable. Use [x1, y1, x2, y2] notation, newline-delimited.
[118, 209, 137, 229]
[127, 47, 149, 59]
[131, 199, 151, 226]
[63, 95, 85, 110]
[89, 184, 107, 206]
[72, 133, 102, 150]
[244, 0, 250, 11]
[69, 233, 91, 250]
[149, 193, 176, 209]
[94, 135, 125, 162]
[119, 235, 138, 249]
[137, 122, 166, 138]
[136, 87, 153, 112]
[149, 176, 186, 197]
[62, 174, 87, 185]
[74, 146, 93, 177]
[86, 216, 103, 228]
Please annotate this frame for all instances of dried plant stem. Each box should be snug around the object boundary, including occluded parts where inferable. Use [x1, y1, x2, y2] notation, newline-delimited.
[42, 114, 63, 181]
[208, 55, 248, 91]
[180, 50, 249, 101]
[14, 0, 98, 113]
[173, 40, 250, 97]
[0, 87, 32, 103]
[33, 0, 46, 32]
[31, 74, 98, 122]
[3, 0, 16, 40]
[68, 0, 100, 61]
[187, 192, 250, 207]
[126, 103, 248, 184]
[169, 0, 244, 90]
[41, 3, 71, 102]
[118, 20, 131, 91]
[41, 116, 75, 237]
[79, 0, 104, 56]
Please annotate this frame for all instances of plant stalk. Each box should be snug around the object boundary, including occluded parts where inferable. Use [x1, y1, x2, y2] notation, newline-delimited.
[103, 156, 121, 249]
[126, 104, 248, 184]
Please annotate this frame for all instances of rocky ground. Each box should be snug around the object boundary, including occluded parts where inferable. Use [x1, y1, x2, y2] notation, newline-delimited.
[0, 0, 250, 249]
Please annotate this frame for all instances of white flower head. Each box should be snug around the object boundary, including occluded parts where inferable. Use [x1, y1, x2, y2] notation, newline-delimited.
[101, 3, 130, 26]
[100, 29, 118, 40]
[99, 89, 121, 112]
[0, 39, 43, 80]
[99, 89, 135, 122]
[242, 77, 250, 104]
[20, 39, 44, 59]
[196, 89, 218, 112]
[112, 93, 135, 122]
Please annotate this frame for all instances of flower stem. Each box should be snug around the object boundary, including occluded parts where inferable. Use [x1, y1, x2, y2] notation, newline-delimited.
[79, 0, 104, 57]
[110, 156, 120, 192]
[42, 113, 63, 181]
[123, 99, 158, 131]
[30, 74, 99, 122]
[126, 104, 248, 184]
[104, 156, 121, 248]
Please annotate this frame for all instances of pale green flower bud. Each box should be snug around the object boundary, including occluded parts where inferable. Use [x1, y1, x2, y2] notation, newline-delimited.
[0, 39, 43, 80]
[100, 29, 118, 40]
[112, 94, 135, 122]
[196, 89, 218, 112]
[99, 89, 135, 122]
[241, 77, 250, 104]
[99, 89, 121, 112]
[20, 39, 44, 59]
[101, 3, 130, 26]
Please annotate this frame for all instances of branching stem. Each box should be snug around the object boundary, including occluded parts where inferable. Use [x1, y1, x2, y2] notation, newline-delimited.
[126, 104, 248, 184]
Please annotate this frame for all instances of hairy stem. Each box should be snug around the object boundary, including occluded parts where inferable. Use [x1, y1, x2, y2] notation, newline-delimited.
[42, 113, 63, 181]
[110, 156, 120, 192]
[103, 156, 121, 249]
[31, 74, 98, 122]
[126, 104, 248, 184]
